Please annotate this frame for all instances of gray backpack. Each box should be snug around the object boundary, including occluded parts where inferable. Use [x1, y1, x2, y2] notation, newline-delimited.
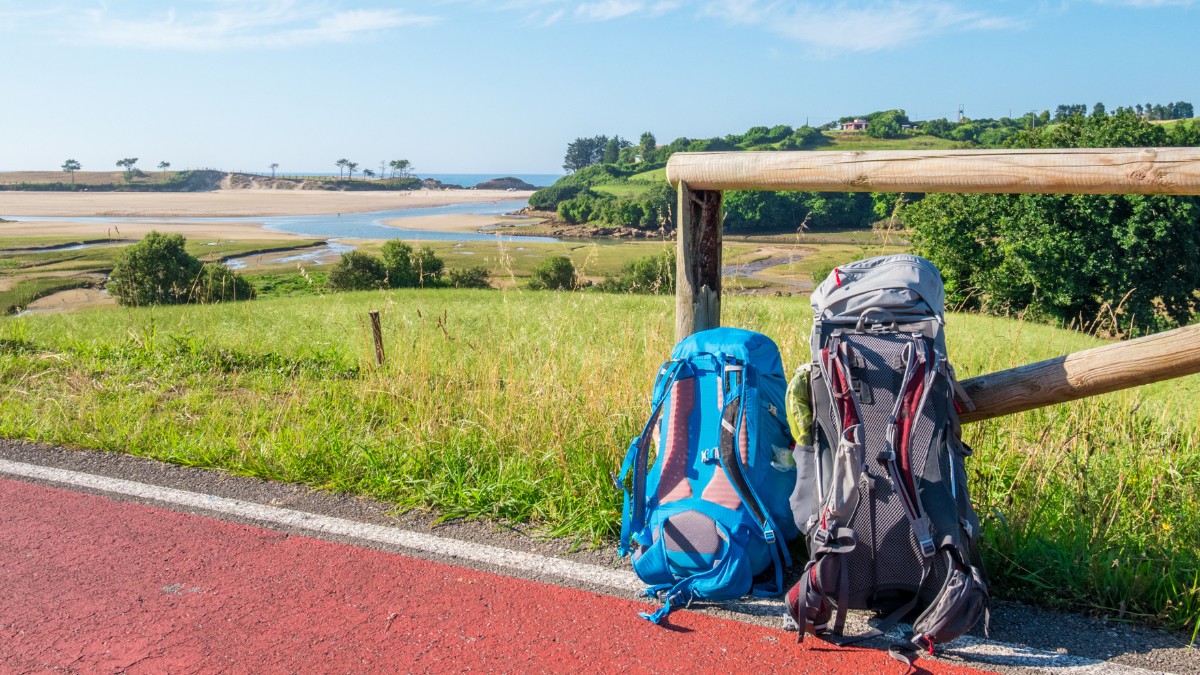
[784, 254, 989, 664]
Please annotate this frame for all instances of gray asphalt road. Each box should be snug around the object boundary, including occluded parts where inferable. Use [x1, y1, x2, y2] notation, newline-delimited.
[1, 439, 1195, 674]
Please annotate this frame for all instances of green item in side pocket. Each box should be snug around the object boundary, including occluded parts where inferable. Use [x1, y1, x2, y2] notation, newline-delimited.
[786, 363, 813, 447]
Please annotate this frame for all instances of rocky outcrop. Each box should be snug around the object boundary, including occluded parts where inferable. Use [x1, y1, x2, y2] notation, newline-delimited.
[475, 177, 538, 190]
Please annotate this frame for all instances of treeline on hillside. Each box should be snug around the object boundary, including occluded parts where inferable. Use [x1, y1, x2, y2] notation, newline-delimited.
[829, 100, 1194, 143]
[540, 125, 865, 232]
[537, 97, 1198, 235]
[904, 109, 1200, 335]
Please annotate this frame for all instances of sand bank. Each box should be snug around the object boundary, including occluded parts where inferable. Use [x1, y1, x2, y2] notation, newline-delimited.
[0, 220, 309, 241]
[381, 214, 536, 233]
[0, 189, 534, 218]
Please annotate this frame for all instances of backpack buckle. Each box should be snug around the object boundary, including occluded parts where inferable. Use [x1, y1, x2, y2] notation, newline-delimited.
[610, 471, 624, 491]
[764, 528, 777, 544]
[919, 537, 937, 558]
[813, 528, 831, 546]
[701, 448, 721, 464]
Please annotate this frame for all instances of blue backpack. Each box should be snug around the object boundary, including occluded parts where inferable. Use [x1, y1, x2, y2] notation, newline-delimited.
[617, 327, 799, 624]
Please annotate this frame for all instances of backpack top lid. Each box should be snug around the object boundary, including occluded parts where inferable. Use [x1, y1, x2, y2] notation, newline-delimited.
[673, 327, 786, 381]
[810, 254, 945, 323]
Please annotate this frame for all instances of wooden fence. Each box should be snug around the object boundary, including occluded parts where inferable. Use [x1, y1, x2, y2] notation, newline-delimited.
[666, 148, 1200, 422]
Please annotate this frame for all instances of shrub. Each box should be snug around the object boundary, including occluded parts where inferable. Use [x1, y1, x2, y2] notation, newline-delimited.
[528, 255, 577, 290]
[380, 241, 444, 288]
[109, 231, 203, 306]
[327, 251, 387, 292]
[448, 266, 493, 289]
[599, 249, 676, 294]
[381, 240, 417, 287]
[529, 184, 590, 211]
[108, 231, 255, 306]
[193, 263, 256, 302]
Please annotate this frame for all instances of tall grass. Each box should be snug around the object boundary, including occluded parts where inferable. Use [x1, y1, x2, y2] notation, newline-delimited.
[0, 290, 1196, 633]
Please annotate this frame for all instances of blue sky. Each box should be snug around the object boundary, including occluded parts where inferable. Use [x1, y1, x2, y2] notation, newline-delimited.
[1, 1, 1196, 174]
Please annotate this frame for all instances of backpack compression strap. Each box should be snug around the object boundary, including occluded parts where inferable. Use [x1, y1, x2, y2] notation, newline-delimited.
[717, 361, 792, 596]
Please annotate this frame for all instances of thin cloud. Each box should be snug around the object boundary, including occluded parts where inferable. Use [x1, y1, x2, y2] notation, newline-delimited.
[701, 1, 1025, 53]
[60, 1, 438, 50]
[1088, 0, 1193, 6]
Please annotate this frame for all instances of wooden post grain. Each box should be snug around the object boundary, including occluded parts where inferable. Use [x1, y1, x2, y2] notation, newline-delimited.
[676, 182, 723, 342]
[666, 148, 1200, 195]
[368, 310, 385, 366]
[959, 323, 1200, 424]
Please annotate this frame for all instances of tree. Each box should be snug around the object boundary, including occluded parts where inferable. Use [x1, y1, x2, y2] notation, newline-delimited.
[602, 136, 623, 164]
[157, 161, 170, 174]
[865, 110, 909, 139]
[346, 161, 358, 180]
[108, 231, 202, 306]
[327, 251, 387, 291]
[908, 109, 1200, 334]
[61, 159, 81, 184]
[1092, 102, 1106, 117]
[116, 158, 139, 180]
[335, 158, 349, 178]
[389, 159, 412, 178]
[638, 132, 656, 163]
[563, 136, 608, 172]
[921, 118, 954, 138]
[363, 168, 375, 179]
[269, 163, 279, 178]
[528, 255, 577, 290]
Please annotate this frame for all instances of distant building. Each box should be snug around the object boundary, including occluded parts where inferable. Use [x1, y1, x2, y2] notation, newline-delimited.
[842, 119, 869, 131]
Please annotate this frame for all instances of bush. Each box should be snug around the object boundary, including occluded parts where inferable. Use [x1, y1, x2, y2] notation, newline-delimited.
[108, 231, 255, 306]
[529, 184, 591, 211]
[109, 231, 203, 306]
[448, 266, 493, 289]
[411, 246, 444, 286]
[193, 263, 256, 302]
[599, 249, 676, 294]
[327, 251, 387, 292]
[528, 255, 577, 290]
[380, 241, 444, 287]
[381, 240, 417, 287]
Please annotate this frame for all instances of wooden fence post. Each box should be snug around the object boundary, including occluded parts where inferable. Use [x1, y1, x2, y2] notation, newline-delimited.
[368, 310, 385, 366]
[675, 181, 724, 342]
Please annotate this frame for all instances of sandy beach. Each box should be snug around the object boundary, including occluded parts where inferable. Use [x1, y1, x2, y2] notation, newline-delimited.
[0, 219, 312, 241]
[0, 188, 537, 241]
[381, 213, 536, 232]
[0, 188, 534, 218]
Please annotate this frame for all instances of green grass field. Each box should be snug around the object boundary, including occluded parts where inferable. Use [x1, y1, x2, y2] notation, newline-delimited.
[0, 289, 1196, 633]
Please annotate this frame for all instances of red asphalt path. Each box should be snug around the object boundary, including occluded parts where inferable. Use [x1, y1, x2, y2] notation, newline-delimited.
[0, 477, 991, 673]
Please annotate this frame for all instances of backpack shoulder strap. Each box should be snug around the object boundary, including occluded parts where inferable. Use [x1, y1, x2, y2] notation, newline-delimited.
[617, 359, 686, 557]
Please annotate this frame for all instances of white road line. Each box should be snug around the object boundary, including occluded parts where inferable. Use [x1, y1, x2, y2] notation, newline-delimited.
[0, 458, 640, 592]
[0, 458, 1175, 675]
